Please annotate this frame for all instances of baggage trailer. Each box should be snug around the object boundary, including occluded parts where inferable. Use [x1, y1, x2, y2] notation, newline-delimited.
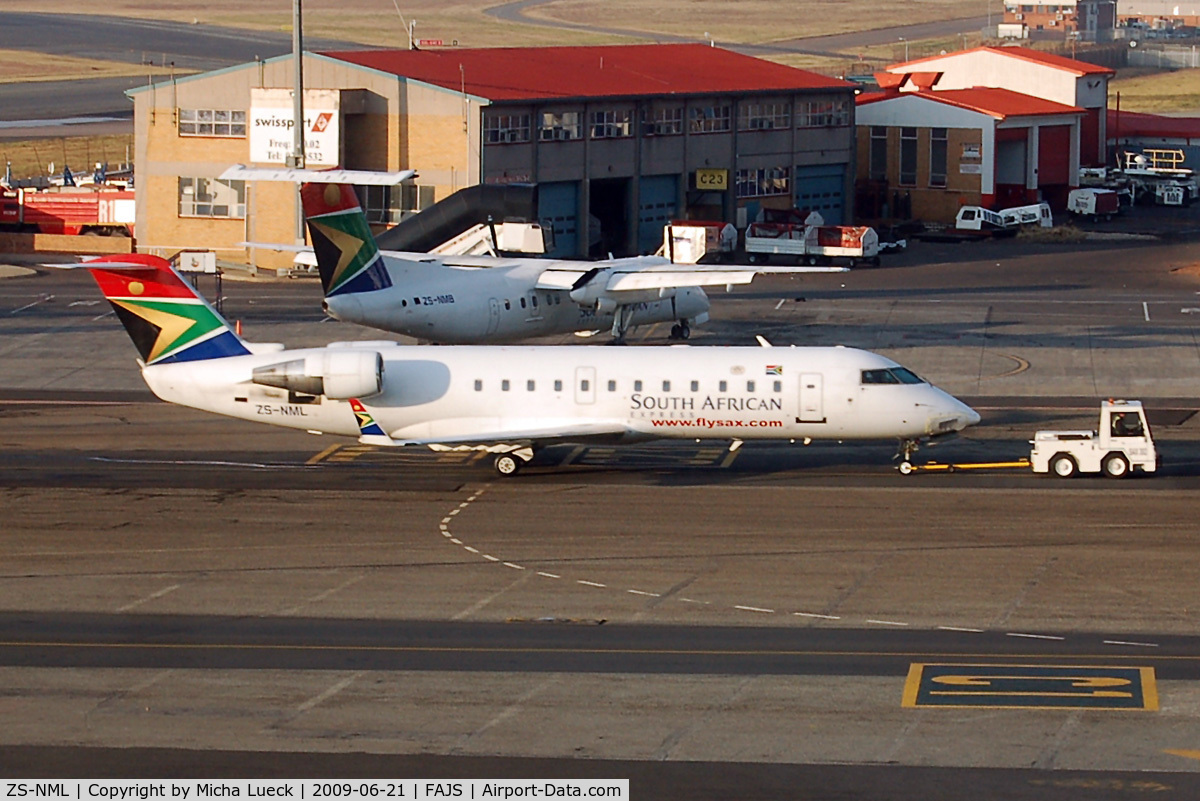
[744, 220, 879, 267]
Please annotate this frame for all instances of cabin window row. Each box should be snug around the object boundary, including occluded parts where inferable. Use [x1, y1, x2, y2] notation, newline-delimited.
[473, 379, 786, 393]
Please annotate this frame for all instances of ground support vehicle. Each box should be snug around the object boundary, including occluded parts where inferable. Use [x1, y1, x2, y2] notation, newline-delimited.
[1066, 188, 1120, 220]
[660, 220, 736, 264]
[1030, 399, 1158, 478]
[0, 187, 135, 237]
[744, 221, 879, 267]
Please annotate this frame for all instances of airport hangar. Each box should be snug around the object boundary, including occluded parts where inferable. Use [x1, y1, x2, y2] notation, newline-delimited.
[124, 43, 857, 270]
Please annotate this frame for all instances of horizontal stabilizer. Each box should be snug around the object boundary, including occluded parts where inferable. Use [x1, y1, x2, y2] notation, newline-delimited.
[220, 165, 416, 185]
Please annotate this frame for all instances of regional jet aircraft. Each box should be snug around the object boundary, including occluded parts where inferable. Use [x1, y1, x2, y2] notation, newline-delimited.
[70, 254, 979, 476]
[222, 165, 845, 344]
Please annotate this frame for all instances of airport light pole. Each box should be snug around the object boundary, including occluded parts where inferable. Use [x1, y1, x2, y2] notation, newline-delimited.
[291, 0, 305, 243]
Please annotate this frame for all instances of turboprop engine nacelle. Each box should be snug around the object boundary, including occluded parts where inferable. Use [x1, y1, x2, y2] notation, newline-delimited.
[252, 350, 383, 400]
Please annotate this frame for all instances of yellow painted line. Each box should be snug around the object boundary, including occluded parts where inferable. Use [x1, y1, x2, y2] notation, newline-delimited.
[305, 444, 342, 465]
[980, 353, 1031, 381]
[0, 642, 1190, 663]
[1165, 750, 1200, 762]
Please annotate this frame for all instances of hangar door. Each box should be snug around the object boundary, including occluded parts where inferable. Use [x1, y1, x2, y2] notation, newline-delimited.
[638, 175, 678, 255]
[794, 164, 845, 225]
[1037, 125, 1072, 186]
[538, 181, 579, 258]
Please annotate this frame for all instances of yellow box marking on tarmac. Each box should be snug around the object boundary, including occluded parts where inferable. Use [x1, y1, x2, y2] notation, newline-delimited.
[306, 444, 343, 465]
[903, 664, 1158, 710]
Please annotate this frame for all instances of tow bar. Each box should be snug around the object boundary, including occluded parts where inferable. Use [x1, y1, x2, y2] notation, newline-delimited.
[899, 459, 1031, 475]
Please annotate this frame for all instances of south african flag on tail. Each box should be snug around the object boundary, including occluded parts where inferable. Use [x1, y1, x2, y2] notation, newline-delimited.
[83, 254, 250, 365]
[300, 182, 392, 298]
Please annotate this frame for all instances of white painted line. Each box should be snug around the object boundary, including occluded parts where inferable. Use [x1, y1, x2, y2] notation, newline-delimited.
[117, 583, 181, 613]
[1006, 632, 1065, 641]
[10, 295, 53, 315]
[627, 589, 660, 597]
[441, 517, 452, 524]
[482, 554, 499, 562]
[794, 612, 841, 620]
[1103, 640, 1159, 648]
[449, 538, 462, 544]
[91, 311, 114, 321]
[938, 626, 984, 633]
[734, 605, 775, 614]
[1143, 301, 1150, 322]
[536, 572, 561, 579]
[464, 546, 479, 554]
[503, 562, 525, 570]
[679, 598, 709, 604]
[449, 508, 460, 516]
[577, 580, 606, 588]
[774, 299, 786, 310]
[866, 619, 909, 627]
[441, 531, 452, 538]
[296, 672, 363, 713]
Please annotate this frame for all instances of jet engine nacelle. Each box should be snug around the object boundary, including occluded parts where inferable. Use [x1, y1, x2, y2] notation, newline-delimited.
[252, 350, 383, 400]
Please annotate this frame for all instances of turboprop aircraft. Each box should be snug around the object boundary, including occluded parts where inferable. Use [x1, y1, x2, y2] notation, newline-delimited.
[70, 253, 979, 476]
[222, 165, 846, 344]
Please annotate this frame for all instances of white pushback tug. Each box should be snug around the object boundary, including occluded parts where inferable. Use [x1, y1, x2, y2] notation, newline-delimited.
[1030, 399, 1158, 478]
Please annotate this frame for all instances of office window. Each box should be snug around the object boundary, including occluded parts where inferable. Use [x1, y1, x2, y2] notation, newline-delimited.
[930, 127, 948, 188]
[739, 102, 790, 131]
[483, 113, 531, 144]
[643, 106, 683, 136]
[178, 177, 245, 219]
[357, 184, 435, 224]
[900, 127, 918, 186]
[869, 127, 888, 181]
[689, 105, 732, 133]
[590, 109, 632, 139]
[540, 111, 581, 141]
[797, 100, 849, 128]
[736, 166, 790, 198]
[178, 109, 245, 137]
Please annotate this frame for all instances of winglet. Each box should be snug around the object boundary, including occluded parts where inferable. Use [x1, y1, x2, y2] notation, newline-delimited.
[349, 398, 397, 446]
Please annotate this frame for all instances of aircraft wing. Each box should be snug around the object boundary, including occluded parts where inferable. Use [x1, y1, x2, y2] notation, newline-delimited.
[536, 259, 846, 294]
[372, 419, 631, 448]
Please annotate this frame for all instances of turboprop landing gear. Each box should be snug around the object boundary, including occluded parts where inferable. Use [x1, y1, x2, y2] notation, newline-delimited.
[669, 321, 691, 340]
[611, 305, 637, 344]
[896, 438, 920, 475]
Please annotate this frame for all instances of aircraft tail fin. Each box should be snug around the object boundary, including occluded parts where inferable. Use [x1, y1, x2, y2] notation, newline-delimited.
[81, 254, 251, 365]
[300, 182, 392, 298]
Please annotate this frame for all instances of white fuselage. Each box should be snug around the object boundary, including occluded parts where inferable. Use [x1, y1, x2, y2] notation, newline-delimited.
[141, 344, 979, 447]
[323, 254, 709, 343]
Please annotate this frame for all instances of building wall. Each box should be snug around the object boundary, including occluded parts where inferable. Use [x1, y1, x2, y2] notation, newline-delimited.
[889, 51, 1085, 108]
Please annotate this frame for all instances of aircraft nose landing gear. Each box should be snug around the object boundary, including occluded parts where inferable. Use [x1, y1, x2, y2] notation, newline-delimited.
[896, 438, 920, 475]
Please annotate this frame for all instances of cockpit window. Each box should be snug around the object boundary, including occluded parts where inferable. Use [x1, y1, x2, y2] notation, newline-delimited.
[861, 368, 926, 385]
[861, 369, 899, 384]
[891, 367, 925, 384]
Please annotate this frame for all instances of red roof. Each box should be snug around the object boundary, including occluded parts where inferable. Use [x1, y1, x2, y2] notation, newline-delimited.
[889, 45, 1114, 77]
[1108, 109, 1200, 140]
[858, 87, 1083, 120]
[323, 44, 853, 101]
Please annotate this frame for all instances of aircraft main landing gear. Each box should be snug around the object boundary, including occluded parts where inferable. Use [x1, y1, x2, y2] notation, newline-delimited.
[494, 453, 526, 477]
[669, 321, 691, 340]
